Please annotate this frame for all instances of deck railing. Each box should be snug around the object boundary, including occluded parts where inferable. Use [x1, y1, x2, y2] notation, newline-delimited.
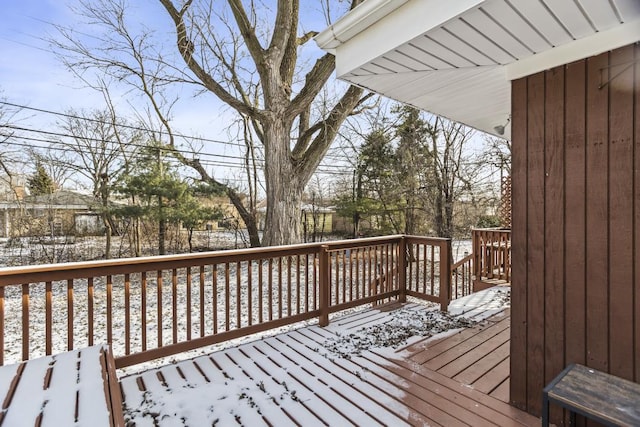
[472, 228, 511, 286]
[0, 235, 452, 368]
[450, 251, 474, 299]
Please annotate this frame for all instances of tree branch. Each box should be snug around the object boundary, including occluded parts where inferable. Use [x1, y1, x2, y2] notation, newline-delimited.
[158, 0, 263, 119]
[226, 0, 265, 64]
[286, 53, 335, 118]
[295, 84, 365, 183]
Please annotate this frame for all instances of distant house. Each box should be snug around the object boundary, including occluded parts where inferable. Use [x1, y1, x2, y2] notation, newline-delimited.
[197, 195, 247, 231]
[0, 190, 103, 238]
[301, 203, 334, 238]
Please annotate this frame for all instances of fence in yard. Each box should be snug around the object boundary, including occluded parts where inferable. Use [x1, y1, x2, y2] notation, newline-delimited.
[0, 235, 466, 368]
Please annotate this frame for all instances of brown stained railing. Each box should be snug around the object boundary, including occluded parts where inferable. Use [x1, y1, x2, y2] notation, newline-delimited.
[404, 236, 451, 311]
[450, 252, 474, 299]
[0, 235, 453, 368]
[472, 228, 511, 284]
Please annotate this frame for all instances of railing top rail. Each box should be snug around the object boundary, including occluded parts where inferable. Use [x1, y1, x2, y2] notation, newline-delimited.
[0, 235, 408, 286]
[471, 228, 511, 234]
[450, 252, 474, 271]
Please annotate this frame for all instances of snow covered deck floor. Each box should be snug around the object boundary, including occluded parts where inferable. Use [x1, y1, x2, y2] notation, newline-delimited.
[120, 287, 539, 426]
[0, 345, 124, 426]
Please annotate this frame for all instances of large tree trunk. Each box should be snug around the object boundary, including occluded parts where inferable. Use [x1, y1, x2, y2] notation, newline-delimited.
[261, 119, 304, 246]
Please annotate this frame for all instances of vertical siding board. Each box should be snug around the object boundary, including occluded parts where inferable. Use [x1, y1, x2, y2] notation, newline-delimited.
[634, 43, 640, 384]
[510, 77, 528, 410]
[585, 52, 610, 372]
[564, 59, 587, 369]
[543, 66, 565, 421]
[526, 72, 546, 415]
[608, 45, 635, 381]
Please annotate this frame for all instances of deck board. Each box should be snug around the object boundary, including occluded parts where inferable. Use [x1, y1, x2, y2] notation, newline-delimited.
[120, 293, 539, 426]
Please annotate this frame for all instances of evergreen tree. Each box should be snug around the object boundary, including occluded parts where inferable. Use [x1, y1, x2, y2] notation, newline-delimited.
[392, 106, 433, 235]
[28, 163, 55, 196]
[116, 143, 222, 255]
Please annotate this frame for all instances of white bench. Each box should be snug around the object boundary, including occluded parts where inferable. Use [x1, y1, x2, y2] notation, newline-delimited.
[0, 345, 124, 426]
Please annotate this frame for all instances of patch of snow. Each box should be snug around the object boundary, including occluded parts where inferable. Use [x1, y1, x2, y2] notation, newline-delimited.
[448, 286, 511, 320]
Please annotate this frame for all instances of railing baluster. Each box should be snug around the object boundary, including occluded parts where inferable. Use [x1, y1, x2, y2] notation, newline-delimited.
[21, 284, 29, 361]
[45, 281, 52, 355]
[258, 260, 263, 323]
[278, 258, 283, 319]
[67, 279, 74, 351]
[125, 274, 131, 355]
[268, 259, 273, 321]
[339, 251, 345, 304]
[141, 272, 147, 351]
[312, 253, 317, 310]
[319, 245, 329, 327]
[351, 249, 357, 300]
[212, 264, 218, 334]
[330, 249, 338, 307]
[236, 261, 241, 329]
[247, 261, 253, 326]
[157, 271, 163, 348]
[186, 267, 192, 340]
[430, 245, 435, 295]
[334, 252, 340, 305]
[172, 268, 178, 344]
[107, 275, 113, 346]
[345, 251, 350, 303]
[355, 249, 361, 298]
[287, 256, 292, 316]
[87, 277, 94, 346]
[296, 255, 301, 315]
[225, 263, 230, 331]
[423, 244, 428, 294]
[364, 248, 369, 299]
[304, 255, 309, 313]
[199, 266, 205, 338]
[373, 246, 378, 298]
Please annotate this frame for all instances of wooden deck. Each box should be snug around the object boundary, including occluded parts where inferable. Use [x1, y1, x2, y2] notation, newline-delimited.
[120, 290, 539, 426]
[397, 308, 511, 402]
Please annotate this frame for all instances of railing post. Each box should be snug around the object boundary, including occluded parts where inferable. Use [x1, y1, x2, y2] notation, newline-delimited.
[319, 245, 330, 327]
[440, 240, 451, 312]
[398, 237, 407, 303]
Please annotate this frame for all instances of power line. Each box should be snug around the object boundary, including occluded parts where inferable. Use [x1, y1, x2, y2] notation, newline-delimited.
[1, 125, 253, 163]
[0, 100, 356, 162]
[0, 133, 355, 177]
[0, 100, 246, 148]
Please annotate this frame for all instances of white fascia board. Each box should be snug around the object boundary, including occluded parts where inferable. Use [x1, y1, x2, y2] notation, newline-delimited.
[315, 0, 409, 53]
[321, 0, 486, 77]
[506, 17, 640, 81]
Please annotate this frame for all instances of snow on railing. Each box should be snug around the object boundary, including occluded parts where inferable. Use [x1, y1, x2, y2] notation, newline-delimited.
[0, 235, 451, 368]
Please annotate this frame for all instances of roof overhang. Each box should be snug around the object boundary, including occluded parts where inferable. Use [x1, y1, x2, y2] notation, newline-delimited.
[316, 0, 640, 140]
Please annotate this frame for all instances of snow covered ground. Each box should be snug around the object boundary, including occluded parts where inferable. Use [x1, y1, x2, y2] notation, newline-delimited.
[120, 286, 511, 426]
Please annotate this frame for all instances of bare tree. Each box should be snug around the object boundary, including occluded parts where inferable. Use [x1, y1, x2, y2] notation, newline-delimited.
[425, 117, 479, 239]
[0, 97, 26, 198]
[53, 0, 371, 246]
[55, 108, 140, 257]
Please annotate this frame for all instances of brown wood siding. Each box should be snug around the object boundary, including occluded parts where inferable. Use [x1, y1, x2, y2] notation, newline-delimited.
[510, 42, 640, 424]
[510, 77, 528, 410]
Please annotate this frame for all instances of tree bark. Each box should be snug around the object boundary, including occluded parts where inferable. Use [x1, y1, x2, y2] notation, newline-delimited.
[262, 118, 303, 246]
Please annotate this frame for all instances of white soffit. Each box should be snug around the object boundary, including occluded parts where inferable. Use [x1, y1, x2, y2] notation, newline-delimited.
[316, 0, 640, 139]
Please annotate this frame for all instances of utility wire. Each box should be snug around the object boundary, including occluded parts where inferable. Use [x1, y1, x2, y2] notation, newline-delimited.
[0, 100, 354, 162]
[0, 133, 355, 177]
